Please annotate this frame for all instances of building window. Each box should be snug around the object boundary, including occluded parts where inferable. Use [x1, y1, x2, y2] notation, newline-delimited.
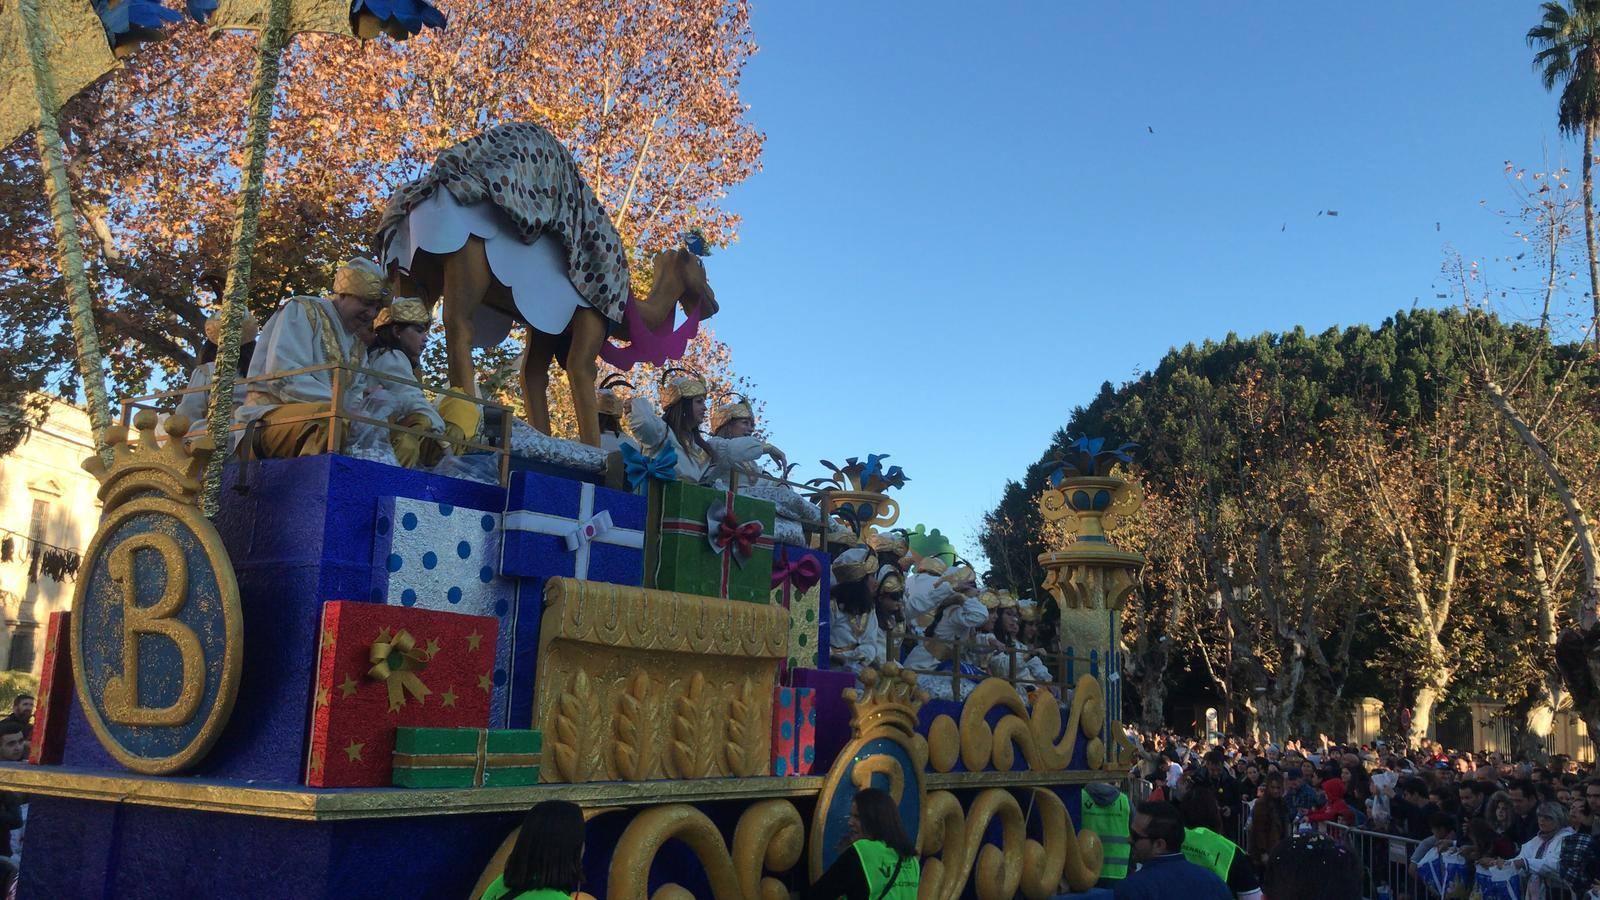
[27, 498, 47, 546]
[7, 627, 34, 672]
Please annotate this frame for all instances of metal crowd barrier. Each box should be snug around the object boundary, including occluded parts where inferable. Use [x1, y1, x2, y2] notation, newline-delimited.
[120, 362, 514, 485]
[1316, 820, 1584, 900]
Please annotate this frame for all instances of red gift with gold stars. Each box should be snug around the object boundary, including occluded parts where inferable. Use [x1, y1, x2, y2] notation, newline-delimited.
[305, 600, 498, 787]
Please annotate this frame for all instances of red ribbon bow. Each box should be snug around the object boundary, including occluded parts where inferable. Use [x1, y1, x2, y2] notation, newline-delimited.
[714, 513, 764, 563]
[771, 554, 822, 592]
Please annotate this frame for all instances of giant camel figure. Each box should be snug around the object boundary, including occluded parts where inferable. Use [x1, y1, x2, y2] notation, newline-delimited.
[376, 122, 717, 447]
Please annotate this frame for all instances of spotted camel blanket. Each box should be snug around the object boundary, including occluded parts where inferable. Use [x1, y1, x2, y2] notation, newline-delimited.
[376, 122, 631, 324]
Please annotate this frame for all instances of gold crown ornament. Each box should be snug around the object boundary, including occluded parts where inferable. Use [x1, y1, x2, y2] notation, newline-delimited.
[710, 395, 754, 434]
[373, 297, 430, 330]
[845, 663, 928, 737]
[1018, 600, 1041, 622]
[84, 411, 214, 511]
[659, 368, 708, 409]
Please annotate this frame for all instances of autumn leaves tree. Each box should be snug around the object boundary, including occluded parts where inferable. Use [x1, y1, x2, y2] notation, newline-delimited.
[0, 0, 762, 436]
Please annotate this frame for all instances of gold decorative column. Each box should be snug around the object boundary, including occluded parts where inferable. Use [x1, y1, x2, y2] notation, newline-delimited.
[1036, 438, 1144, 745]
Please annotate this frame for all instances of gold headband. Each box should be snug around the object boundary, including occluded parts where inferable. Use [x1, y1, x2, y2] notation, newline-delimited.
[333, 257, 388, 302]
[865, 529, 908, 558]
[832, 550, 878, 584]
[374, 297, 430, 329]
[711, 399, 754, 434]
[660, 375, 708, 409]
[980, 590, 1019, 611]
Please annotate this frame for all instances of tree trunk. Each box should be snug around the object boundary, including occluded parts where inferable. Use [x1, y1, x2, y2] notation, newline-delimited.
[1411, 679, 1448, 746]
[1482, 380, 1600, 624]
[1586, 122, 1600, 345]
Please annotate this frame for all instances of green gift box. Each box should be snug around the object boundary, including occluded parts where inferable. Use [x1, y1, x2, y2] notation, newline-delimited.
[644, 480, 776, 602]
[391, 727, 542, 788]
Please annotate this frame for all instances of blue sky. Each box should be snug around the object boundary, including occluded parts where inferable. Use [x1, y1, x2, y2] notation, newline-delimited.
[707, 2, 1585, 566]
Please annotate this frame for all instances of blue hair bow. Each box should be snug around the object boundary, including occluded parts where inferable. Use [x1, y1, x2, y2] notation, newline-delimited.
[621, 443, 678, 491]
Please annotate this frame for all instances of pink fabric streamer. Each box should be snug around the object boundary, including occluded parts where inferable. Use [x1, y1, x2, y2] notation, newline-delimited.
[598, 296, 703, 368]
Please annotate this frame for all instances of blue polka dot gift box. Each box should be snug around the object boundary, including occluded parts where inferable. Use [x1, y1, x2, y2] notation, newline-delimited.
[305, 600, 497, 788]
[375, 497, 518, 727]
[499, 470, 647, 583]
[768, 685, 817, 777]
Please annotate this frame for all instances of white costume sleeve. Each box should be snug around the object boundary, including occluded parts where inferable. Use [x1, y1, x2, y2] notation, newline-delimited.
[939, 596, 990, 632]
[904, 573, 957, 621]
[366, 350, 444, 431]
[249, 300, 336, 404]
[174, 363, 214, 423]
[627, 397, 668, 449]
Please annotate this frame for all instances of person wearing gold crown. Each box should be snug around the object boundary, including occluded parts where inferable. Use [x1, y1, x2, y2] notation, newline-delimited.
[175, 309, 260, 439]
[596, 374, 638, 455]
[363, 297, 450, 468]
[828, 547, 891, 674]
[901, 575, 996, 701]
[987, 592, 1053, 697]
[234, 258, 388, 457]
[628, 371, 784, 484]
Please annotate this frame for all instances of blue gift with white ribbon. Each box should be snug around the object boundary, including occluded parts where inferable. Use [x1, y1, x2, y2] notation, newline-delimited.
[499, 470, 646, 729]
[500, 471, 647, 582]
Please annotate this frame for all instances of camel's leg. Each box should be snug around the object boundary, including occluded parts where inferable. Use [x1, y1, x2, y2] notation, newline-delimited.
[521, 329, 562, 435]
[566, 308, 609, 447]
[440, 237, 492, 394]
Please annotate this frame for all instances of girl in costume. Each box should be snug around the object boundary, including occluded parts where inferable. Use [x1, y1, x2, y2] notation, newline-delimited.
[481, 800, 597, 900]
[901, 580, 995, 701]
[986, 595, 1053, 697]
[707, 393, 783, 483]
[595, 373, 637, 454]
[829, 547, 888, 674]
[803, 788, 921, 900]
[364, 297, 449, 468]
[628, 371, 783, 484]
[174, 310, 259, 438]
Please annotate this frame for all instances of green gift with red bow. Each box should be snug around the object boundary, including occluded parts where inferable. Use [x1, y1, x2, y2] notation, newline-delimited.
[643, 480, 777, 602]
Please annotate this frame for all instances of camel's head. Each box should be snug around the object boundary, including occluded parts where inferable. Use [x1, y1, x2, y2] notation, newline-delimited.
[651, 248, 718, 319]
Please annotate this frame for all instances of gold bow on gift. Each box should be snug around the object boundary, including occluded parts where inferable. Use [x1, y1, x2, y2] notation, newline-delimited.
[368, 628, 432, 712]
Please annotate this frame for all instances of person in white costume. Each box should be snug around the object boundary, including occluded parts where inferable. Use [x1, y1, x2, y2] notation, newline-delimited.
[903, 580, 997, 701]
[986, 595, 1053, 696]
[828, 547, 889, 674]
[364, 297, 449, 468]
[174, 310, 259, 438]
[234, 258, 387, 457]
[628, 372, 783, 484]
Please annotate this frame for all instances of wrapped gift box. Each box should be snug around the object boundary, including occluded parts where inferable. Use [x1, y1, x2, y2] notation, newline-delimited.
[771, 545, 830, 676]
[644, 481, 775, 603]
[306, 601, 497, 787]
[392, 726, 542, 787]
[790, 668, 855, 772]
[498, 471, 646, 730]
[30, 611, 72, 766]
[376, 497, 519, 727]
[770, 686, 817, 777]
[501, 471, 646, 583]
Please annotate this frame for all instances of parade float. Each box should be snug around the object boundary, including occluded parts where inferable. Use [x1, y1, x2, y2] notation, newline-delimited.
[0, 2, 1144, 897]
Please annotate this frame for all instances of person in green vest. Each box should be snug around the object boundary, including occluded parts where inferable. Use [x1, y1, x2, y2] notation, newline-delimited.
[1081, 782, 1132, 884]
[1180, 821, 1263, 900]
[481, 800, 597, 900]
[804, 787, 922, 900]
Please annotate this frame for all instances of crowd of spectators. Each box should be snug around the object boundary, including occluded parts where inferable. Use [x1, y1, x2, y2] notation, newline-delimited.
[1127, 725, 1600, 898]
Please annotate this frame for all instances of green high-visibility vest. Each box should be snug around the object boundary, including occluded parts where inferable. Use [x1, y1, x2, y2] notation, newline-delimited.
[1181, 826, 1238, 884]
[852, 839, 921, 900]
[1080, 792, 1131, 880]
[480, 876, 571, 900]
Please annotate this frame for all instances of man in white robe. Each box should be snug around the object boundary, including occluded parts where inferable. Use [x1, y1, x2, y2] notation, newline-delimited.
[233, 258, 387, 457]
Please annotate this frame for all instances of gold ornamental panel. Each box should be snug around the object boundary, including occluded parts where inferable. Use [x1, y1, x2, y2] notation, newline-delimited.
[534, 578, 788, 783]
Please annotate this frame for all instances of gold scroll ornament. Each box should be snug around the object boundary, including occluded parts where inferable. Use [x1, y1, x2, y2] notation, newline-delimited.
[534, 578, 788, 783]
